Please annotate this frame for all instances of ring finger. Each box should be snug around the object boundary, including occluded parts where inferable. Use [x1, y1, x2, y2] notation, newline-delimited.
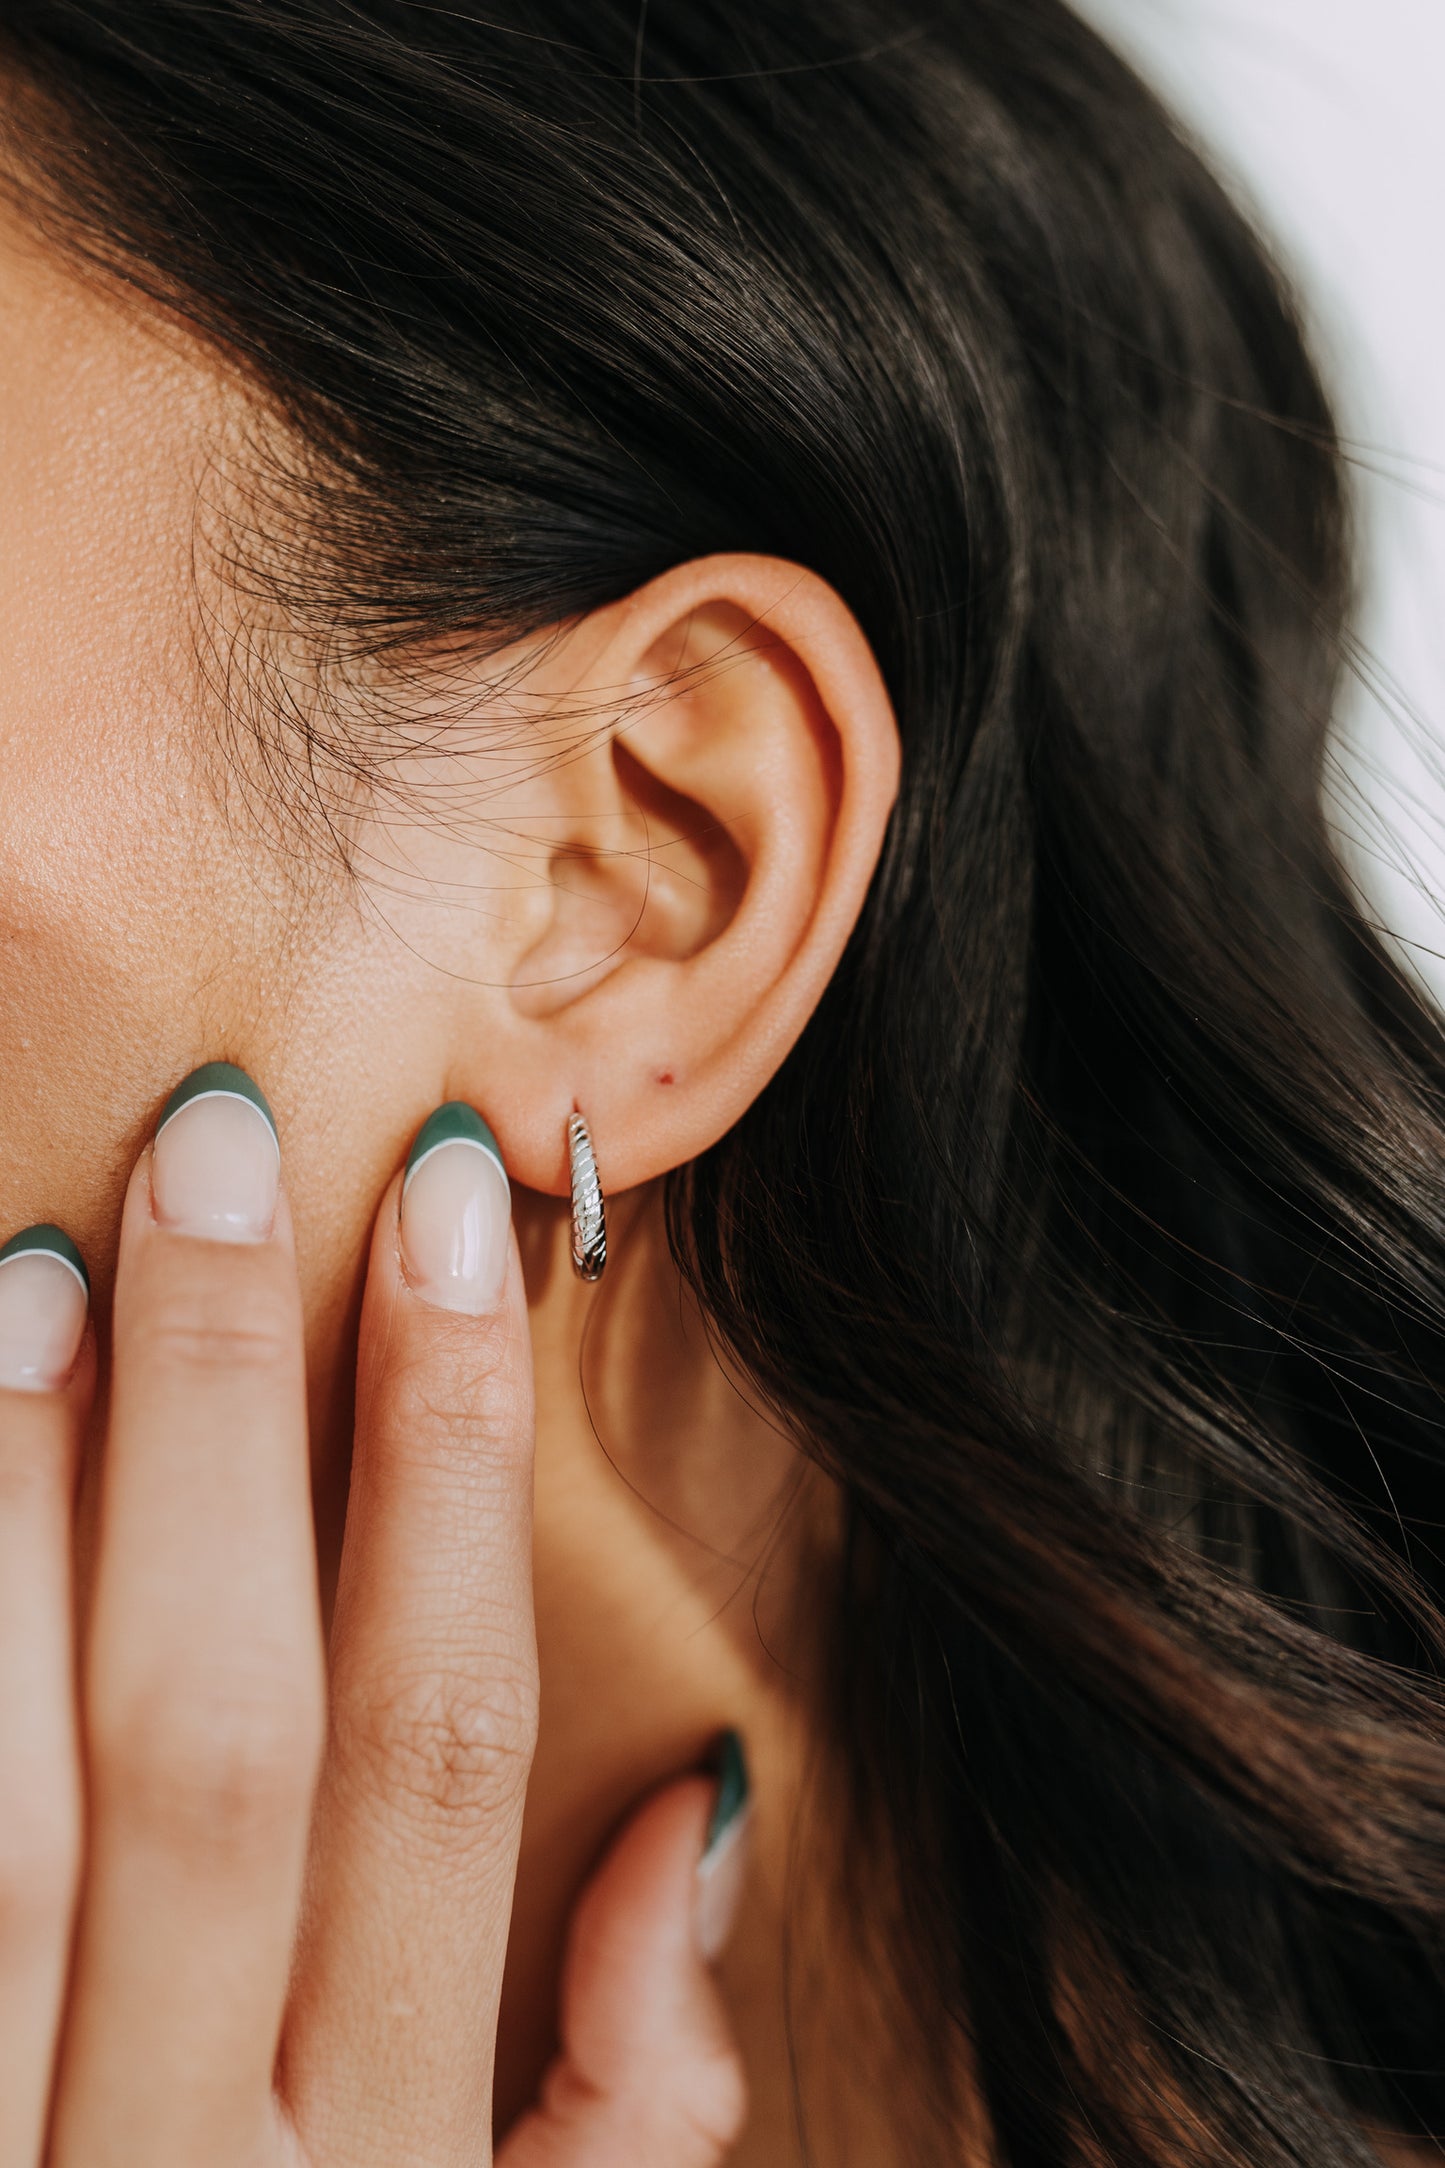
[0, 1226, 93, 2168]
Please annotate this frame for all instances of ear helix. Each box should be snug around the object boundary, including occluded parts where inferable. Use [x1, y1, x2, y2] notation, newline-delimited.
[567, 1112, 607, 1282]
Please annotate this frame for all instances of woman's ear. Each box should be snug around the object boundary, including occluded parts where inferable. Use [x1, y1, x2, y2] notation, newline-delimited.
[430, 554, 899, 1196]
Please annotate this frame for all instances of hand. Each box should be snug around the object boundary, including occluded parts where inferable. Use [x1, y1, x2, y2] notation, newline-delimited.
[0, 1071, 749, 2167]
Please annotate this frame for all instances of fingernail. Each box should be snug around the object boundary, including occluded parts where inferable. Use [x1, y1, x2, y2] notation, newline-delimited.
[0, 1225, 89, 1392]
[695, 1730, 751, 1962]
[152, 1062, 280, 1242]
[400, 1103, 510, 1315]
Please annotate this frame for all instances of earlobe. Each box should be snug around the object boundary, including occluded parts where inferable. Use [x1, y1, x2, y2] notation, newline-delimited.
[464, 556, 900, 1201]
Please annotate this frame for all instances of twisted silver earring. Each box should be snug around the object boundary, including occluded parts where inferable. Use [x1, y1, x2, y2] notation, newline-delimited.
[567, 1111, 607, 1282]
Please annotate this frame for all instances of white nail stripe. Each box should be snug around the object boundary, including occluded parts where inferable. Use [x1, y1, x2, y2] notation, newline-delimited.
[401, 1135, 509, 1198]
[694, 1802, 752, 1964]
[697, 1799, 751, 1879]
[0, 1247, 88, 1297]
[154, 1088, 280, 1160]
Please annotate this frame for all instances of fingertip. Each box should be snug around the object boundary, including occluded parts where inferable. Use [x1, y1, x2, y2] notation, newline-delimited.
[117, 1074, 299, 1270]
[559, 1765, 750, 2076]
[505, 1773, 747, 2168]
[357, 1143, 528, 1397]
[150, 1064, 281, 1243]
[0, 1228, 91, 1398]
[567, 1775, 719, 1979]
[399, 1103, 512, 1317]
[696, 1731, 753, 1963]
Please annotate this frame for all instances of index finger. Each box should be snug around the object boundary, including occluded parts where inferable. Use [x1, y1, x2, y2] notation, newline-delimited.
[283, 1103, 537, 2166]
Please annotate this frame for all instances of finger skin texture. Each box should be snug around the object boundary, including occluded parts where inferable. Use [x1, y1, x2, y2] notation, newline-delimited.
[51, 1151, 325, 2168]
[500, 1777, 748, 2168]
[0, 1333, 93, 2165]
[283, 1167, 538, 2168]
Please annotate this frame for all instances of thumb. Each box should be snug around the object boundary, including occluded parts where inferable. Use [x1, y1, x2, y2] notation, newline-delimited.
[499, 1738, 752, 2168]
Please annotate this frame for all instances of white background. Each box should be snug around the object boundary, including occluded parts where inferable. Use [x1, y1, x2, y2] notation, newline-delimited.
[1075, 0, 1445, 994]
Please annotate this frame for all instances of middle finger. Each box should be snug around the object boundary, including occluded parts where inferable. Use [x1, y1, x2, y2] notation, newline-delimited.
[51, 1067, 325, 2168]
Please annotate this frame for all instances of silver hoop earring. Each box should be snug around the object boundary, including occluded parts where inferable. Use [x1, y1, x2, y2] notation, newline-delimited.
[567, 1111, 607, 1282]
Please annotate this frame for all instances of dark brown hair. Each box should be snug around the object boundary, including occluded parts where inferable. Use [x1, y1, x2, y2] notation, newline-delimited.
[7, 3, 1445, 2159]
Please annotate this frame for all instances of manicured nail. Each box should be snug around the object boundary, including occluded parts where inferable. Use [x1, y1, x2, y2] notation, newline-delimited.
[695, 1730, 751, 1962]
[152, 1062, 280, 1242]
[400, 1103, 510, 1315]
[0, 1225, 89, 1392]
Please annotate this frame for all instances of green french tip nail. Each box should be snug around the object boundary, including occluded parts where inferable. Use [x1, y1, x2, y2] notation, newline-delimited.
[403, 1102, 508, 1194]
[157, 1062, 278, 1143]
[705, 1730, 750, 1859]
[0, 1223, 89, 1295]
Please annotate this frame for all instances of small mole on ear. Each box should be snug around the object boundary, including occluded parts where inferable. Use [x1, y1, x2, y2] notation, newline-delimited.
[657, 1070, 674, 1087]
